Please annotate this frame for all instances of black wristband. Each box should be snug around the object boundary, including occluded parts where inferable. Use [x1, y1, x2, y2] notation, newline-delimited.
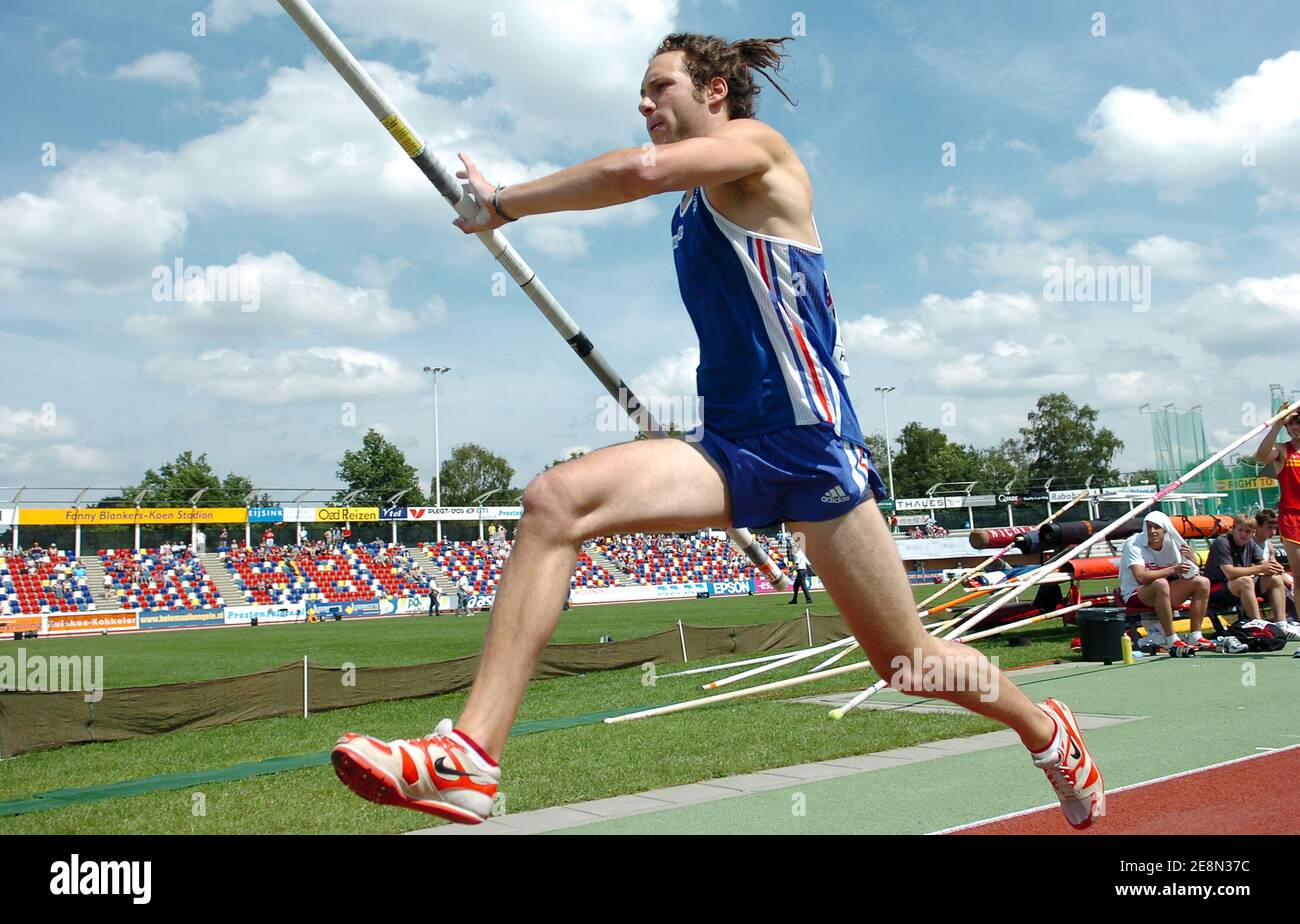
[493, 184, 517, 222]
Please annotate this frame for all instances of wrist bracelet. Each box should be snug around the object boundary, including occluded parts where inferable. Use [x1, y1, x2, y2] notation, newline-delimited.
[493, 184, 517, 222]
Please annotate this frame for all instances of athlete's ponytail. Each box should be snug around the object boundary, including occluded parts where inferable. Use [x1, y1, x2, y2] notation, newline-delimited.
[651, 33, 797, 119]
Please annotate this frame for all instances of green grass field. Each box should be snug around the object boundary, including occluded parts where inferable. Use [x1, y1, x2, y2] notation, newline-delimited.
[0, 583, 1094, 834]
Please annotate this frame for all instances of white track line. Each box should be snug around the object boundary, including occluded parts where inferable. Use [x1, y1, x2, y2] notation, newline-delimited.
[927, 742, 1300, 835]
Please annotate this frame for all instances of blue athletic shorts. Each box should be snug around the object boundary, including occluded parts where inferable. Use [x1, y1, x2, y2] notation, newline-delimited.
[691, 423, 889, 529]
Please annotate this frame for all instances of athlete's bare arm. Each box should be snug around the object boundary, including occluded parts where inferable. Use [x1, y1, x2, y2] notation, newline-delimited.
[1256, 420, 1286, 465]
[451, 120, 814, 244]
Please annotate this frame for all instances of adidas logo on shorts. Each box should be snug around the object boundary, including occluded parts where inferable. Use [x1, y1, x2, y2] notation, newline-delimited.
[821, 484, 852, 504]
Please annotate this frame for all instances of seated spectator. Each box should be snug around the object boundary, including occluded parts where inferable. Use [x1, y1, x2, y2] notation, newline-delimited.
[1120, 510, 1211, 654]
[1205, 515, 1271, 622]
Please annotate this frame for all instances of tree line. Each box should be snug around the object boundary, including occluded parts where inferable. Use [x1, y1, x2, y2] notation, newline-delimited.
[77, 391, 1139, 520]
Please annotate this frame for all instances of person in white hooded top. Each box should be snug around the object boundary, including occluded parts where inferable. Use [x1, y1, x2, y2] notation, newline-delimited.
[1119, 510, 1212, 653]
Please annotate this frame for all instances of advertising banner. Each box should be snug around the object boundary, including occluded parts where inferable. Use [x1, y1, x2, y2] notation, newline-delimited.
[0, 509, 14, 527]
[224, 602, 306, 624]
[378, 596, 430, 615]
[893, 537, 983, 560]
[314, 507, 380, 523]
[45, 611, 138, 634]
[706, 579, 755, 596]
[0, 615, 43, 635]
[997, 492, 1050, 505]
[303, 599, 382, 619]
[405, 506, 524, 522]
[569, 582, 709, 605]
[1213, 476, 1277, 492]
[896, 496, 966, 511]
[379, 506, 407, 521]
[19, 507, 247, 526]
[1048, 489, 1099, 503]
[137, 609, 226, 630]
[247, 507, 284, 523]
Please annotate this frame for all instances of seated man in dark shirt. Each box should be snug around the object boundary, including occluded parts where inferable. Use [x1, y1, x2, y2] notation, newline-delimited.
[1205, 515, 1274, 625]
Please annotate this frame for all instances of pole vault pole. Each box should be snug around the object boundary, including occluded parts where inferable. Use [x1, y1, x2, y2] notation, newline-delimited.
[829, 399, 1300, 718]
[275, 0, 788, 590]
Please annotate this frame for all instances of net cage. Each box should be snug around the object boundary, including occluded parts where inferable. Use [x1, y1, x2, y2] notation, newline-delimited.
[1148, 400, 1286, 516]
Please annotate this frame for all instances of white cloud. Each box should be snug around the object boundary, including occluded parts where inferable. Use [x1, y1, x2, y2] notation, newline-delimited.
[0, 165, 187, 292]
[1178, 274, 1300, 359]
[1006, 138, 1042, 158]
[919, 289, 1043, 334]
[923, 185, 957, 209]
[123, 251, 425, 342]
[1056, 50, 1300, 209]
[521, 224, 591, 258]
[1, 45, 667, 292]
[354, 255, 412, 289]
[630, 347, 699, 404]
[0, 404, 72, 441]
[818, 53, 834, 92]
[50, 38, 88, 77]
[145, 346, 426, 405]
[796, 141, 822, 175]
[1126, 235, 1222, 283]
[113, 51, 202, 89]
[207, 0, 280, 30]
[49, 444, 113, 472]
[840, 314, 932, 360]
[208, 0, 677, 158]
[0, 405, 109, 478]
[967, 194, 1035, 235]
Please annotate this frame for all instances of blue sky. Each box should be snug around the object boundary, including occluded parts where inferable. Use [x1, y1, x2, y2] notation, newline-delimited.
[2, 0, 1299, 503]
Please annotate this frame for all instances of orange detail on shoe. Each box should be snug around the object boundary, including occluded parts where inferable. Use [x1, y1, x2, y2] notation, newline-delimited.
[400, 746, 420, 785]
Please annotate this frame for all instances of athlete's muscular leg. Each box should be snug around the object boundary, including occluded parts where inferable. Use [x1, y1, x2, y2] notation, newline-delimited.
[1229, 574, 1262, 620]
[1283, 539, 1300, 591]
[1136, 578, 1175, 637]
[1259, 573, 1287, 621]
[791, 499, 1055, 751]
[457, 438, 731, 758]
[1168, 576, 1211, 632]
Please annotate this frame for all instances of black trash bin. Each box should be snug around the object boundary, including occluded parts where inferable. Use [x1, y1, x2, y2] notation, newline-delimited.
[1077, 607, 1127, 664]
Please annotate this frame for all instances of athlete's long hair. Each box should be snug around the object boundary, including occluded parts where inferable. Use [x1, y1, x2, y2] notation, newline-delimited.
[651, 33, 797, 119]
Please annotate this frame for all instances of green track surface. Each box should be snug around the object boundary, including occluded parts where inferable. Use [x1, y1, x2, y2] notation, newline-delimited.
[556, 648, 1300, 834]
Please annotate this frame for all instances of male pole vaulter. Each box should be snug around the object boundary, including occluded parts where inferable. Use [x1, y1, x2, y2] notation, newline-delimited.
[331, 34, 1104, 829]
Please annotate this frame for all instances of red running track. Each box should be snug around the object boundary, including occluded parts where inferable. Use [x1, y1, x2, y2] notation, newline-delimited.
[946, 745, 1300, 835]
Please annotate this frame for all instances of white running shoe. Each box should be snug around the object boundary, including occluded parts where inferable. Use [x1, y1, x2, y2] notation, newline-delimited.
[331, 719, 499, 824]
[1031, 698, 1105, 830]
[1219, 635, 1250, 654]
